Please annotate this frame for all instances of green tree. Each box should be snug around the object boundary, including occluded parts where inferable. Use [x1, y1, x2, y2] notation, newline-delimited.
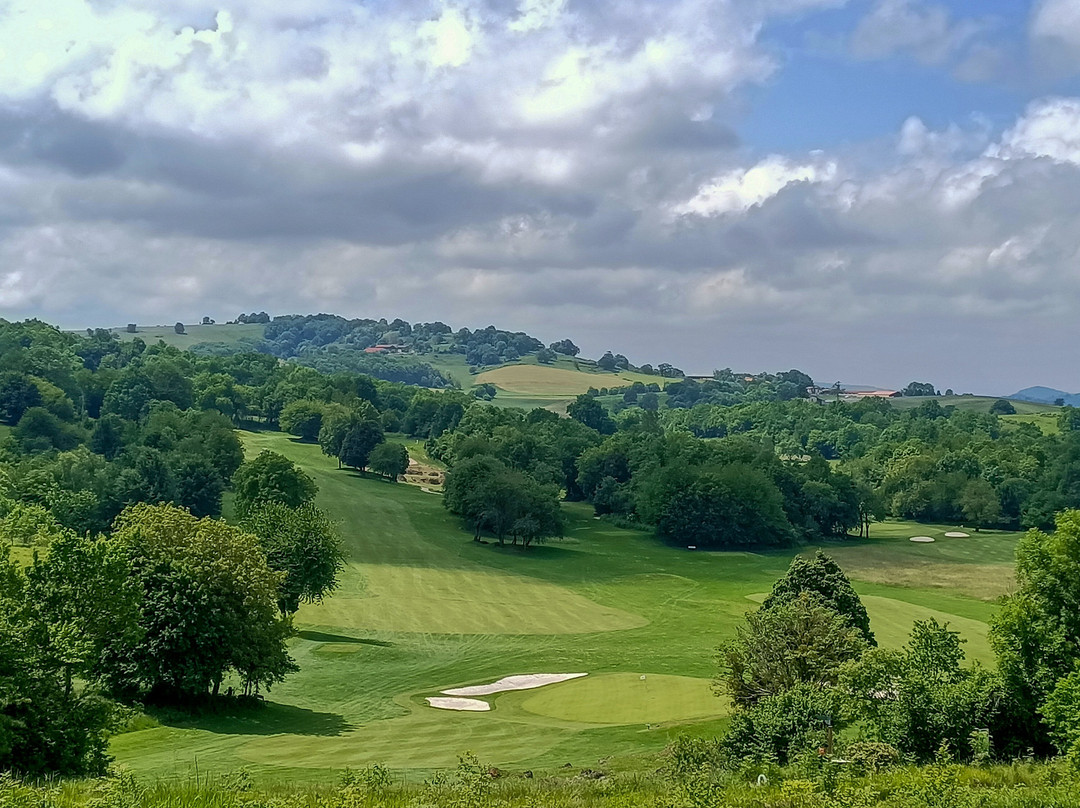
[762, 551, 875, 645]
[280, 399, 326, 442]
[840, 620, 1003, 762]
[338, 421, 385, 472]
[643, 464, 794, 549]
[0, 372, 42, 424]
[241, 502, 345, 615]
[989, 399, 1017, 415]
[14, 407, 83, 452]
[1041, 663, 1080, 758]
[717, 592, 867, 708]
[232, 451, 317, 519]
[0, 543, 122, 776]
[101, 372, 154, 421]
[959, 479, 1001, 529]
[171, 456, 225, 517]
[368, 442, 409, 481]
[991, 510, 1080, 753]
[443, 455, 562, 547]
[111, 503, 296, 700]
[567, 394, 616, 435]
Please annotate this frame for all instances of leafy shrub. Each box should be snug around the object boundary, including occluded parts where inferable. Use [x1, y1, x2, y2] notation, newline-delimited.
[844, 742, 900, 775]
[719, 684, 844, 766]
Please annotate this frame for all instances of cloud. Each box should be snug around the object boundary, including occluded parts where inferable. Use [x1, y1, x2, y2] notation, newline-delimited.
[0, 1, 1079, 391]
[1031, 0, 1080, 74]
[671, 156, 837, 217]
[850, 0, 980, 64]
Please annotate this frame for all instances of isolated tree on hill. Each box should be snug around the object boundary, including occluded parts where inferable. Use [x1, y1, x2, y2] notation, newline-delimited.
[232, 450, 317, 519]
[990, 399, 1017, 415]
[902, 381, 936, 397]
[597, 351, 617, 371]
[368, 442, 409, 481]
[762, 551, 875, 645]
[338, 421, 385, 471]
[536, 347, 557, 364]
[717, 592, 867, 708]
[549, 339, 579, 356]
[241, 502, 345, 616]
[174, 322, 185, 335]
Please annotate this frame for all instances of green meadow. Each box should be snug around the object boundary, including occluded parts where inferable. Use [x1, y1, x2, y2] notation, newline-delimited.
[110, 323, 267, 350]
[110, 430, 1022, 782]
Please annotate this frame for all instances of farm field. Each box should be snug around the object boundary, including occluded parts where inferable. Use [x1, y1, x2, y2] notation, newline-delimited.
[476, 362, 664, 395]
[110, 430, 1020, 782]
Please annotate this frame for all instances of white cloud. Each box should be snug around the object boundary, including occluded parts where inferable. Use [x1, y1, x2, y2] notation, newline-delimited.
[673, 156, 837, 217]
[419, 6, 476, 68]
[992, 97, 1080, 165]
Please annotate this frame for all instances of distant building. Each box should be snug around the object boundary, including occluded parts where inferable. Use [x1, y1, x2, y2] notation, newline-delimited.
[363, 344, 408, 354]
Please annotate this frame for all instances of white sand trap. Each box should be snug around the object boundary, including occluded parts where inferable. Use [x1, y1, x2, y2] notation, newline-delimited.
[426, 697, 490, 711]
[443, 673, 588, 697]
[910, 536, 935, 543]
[945, 531, 970, 538]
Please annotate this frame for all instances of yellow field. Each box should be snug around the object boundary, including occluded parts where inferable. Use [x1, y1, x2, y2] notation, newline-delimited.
[476, 365, 658, 396]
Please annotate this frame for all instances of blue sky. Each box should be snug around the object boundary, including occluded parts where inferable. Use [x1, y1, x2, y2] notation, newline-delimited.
[0, 0, 1079, 393]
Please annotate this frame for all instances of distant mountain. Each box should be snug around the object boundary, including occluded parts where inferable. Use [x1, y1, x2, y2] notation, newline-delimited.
[1012, 386, 1080, 406]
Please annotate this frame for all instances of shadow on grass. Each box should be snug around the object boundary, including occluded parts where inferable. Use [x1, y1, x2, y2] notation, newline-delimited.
[148, 700, 354, 737]
[298, 629, 394, 647]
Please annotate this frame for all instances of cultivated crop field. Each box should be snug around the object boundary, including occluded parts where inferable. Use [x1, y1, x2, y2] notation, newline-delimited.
[110, 431, 1022, 782]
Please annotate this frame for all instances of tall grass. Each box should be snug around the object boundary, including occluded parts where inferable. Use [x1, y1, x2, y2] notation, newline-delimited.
[4, 760, 1080, 808]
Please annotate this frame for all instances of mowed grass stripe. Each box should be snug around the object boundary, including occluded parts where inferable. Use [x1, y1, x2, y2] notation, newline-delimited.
[298, 565, 646, 634]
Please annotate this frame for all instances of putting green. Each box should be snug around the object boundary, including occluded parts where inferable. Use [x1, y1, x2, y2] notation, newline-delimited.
[518, 673, 727, 725]
[298, 564, 647, 635]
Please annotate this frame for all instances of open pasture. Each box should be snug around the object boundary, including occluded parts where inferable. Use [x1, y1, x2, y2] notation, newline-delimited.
[110, 430, 1016, 781]
[109, 323, 267, 350]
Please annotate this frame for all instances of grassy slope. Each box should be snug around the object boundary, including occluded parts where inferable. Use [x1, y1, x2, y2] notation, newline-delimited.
[110, 323, 267, 350]
[110, 431, 1019, 781]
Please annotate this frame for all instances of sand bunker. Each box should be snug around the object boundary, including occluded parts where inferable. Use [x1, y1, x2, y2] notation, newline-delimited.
[426, 697, 491, 711]
[910, 536, 935, 543]
[443, 673, 588, 697]
[945, 531, 970, 538]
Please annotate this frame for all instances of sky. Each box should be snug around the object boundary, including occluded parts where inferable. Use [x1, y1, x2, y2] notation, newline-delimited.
[1, 0, 1080, 394]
